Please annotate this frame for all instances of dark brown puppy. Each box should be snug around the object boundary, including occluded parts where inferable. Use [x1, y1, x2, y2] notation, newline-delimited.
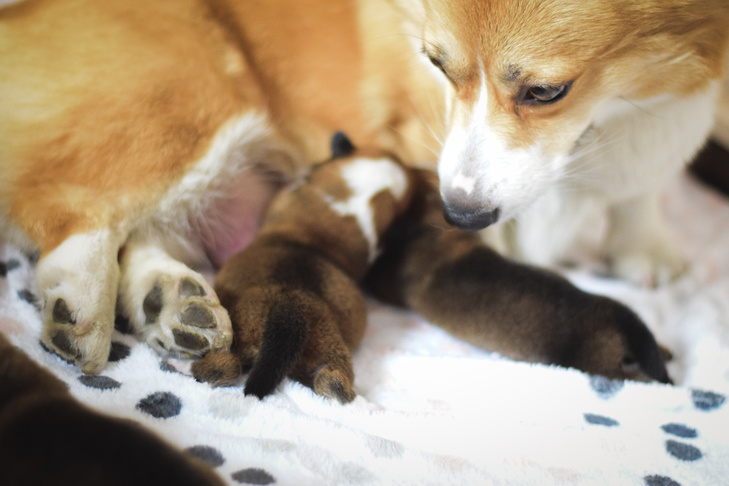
[192, 134, 413, 403]
[365, 170, 672, 384]
[0, 332, 225, 486]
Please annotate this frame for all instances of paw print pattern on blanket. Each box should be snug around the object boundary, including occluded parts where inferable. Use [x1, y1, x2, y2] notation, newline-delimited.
[589, 375, 625, 398]
[582, 377, 728, 486]
[78, 375, 122, 390]
[231, 469, 276, 485]
[184, 446, 278, 485]
[0, 256, 40, 313]
[136, 391, 183, 419]
[583, 413, 620, 427]
[17, 288, 40, 310]
[0, 258, 20, 276]
[5, 204, 729, 486]
[108, 341, 132, 362]
[665, 440, 703, 462]
[185, 445, 226, 468]
[644, 476, 682, 486]
[691, 389, 726, 410]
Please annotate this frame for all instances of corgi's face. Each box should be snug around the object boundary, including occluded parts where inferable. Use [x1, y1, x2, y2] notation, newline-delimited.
[416, 0, 724, 229]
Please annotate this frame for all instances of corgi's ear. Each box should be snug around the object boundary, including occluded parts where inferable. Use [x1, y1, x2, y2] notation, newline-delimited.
[330, 131, 356, 158]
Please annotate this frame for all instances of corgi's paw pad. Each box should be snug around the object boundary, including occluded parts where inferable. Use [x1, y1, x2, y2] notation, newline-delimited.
[608, 244, 687, 287]
[313, 366, 356, 404]
[141, 275, 233, 359]
[41, 297, 113, 374]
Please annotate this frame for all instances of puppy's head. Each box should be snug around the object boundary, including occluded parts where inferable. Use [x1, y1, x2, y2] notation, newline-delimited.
[569, 296, 672, 384]
[407, 0, 728, 229]
[317, 132, 414, 227]
[264, 132, 414, 274]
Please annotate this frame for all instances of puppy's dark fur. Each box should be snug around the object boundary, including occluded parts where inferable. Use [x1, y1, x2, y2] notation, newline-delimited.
[365, 170, 672, 384]
[192, 135, 413, 402]
[194, 134, 670, 403]
[0, 332, 225, 486]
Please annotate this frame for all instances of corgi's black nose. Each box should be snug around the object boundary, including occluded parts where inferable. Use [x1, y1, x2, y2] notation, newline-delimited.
[442, 200, 500, 231]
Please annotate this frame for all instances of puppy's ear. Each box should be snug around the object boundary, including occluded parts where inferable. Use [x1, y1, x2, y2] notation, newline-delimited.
[331, 131, 356, 158]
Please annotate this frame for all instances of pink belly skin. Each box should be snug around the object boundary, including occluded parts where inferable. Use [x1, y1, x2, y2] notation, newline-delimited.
[199, 172, 283, 269]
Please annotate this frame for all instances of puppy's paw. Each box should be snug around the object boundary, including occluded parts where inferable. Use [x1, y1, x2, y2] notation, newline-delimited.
[313, 366, 356, 404]
[40, 295, 114, 374]
[191, 351, 242, 387]
[139, 275, 233, 359]
[607, 241, 688, 287]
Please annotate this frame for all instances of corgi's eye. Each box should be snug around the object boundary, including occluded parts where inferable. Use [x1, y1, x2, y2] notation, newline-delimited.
[422, 47, 455, 84]
[427, 54, 444, 71]
[521, 82, 572, 105]
[427, 54, 450, 79]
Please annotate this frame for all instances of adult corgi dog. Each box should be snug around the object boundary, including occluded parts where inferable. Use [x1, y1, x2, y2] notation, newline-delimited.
[1, 0, 727, 373]
[410, 0, 729, 286]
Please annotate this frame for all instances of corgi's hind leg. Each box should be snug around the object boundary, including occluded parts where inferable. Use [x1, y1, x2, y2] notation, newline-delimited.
[37, 229, 125, 374]
[117, 239, 233, 360]
[605, 192, 687, 287]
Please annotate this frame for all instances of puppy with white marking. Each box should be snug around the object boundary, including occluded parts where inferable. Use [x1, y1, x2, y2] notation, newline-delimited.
[1, 0, 727, 371]
[366, 170, 673, 384]
[195, 133, 670, 401]
[192, 134, 413, 402]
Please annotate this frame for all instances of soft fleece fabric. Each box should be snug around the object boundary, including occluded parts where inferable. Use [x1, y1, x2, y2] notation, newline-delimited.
[2, 173, 728, 486]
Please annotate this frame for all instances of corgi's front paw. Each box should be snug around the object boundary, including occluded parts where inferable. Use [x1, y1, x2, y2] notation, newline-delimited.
[36, 231, 121, 374]
[607, 240, 688, 287]
[139, 275, 233, 359]
[40, 294, 114, 374]
[117, 241, 234, 360]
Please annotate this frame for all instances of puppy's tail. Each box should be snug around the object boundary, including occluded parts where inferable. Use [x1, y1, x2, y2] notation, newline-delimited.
[244, 294, 309, 399]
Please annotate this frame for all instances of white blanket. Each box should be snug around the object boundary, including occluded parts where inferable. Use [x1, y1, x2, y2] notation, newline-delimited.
[2, 173, 728, 486]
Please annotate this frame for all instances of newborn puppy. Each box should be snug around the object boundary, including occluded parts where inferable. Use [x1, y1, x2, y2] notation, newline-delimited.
[0, 333, 225, 486]
[192, 133, 413, 403]
[365, 170, 672, 384]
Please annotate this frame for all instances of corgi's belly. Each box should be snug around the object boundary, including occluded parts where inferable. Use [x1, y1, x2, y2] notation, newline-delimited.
[147, 112, 298, 269]
[198, 173, 282, 268]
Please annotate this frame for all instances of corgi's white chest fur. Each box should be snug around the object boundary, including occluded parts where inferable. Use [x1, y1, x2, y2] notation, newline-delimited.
[491, 82, 721, 284]
[571, 82, 720, 200]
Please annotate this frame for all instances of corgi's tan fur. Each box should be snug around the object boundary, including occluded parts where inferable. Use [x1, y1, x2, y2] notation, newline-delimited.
[1, 0, 727, 371]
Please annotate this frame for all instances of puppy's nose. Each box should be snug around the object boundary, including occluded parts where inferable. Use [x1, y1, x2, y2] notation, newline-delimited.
[442, 192, 500, 231]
